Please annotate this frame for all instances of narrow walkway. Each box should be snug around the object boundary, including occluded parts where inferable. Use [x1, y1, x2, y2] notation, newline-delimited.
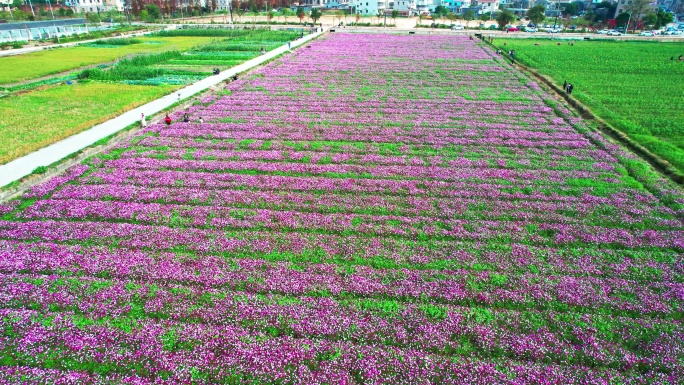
[0, 30, 323, 188]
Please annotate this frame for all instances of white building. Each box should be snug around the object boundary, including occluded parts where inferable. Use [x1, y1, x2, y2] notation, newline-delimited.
[615, 0, 659, 17]
[104, 0, 124, 12]
[476, 0, 498, 13]
[324, 0, 352, 8]
[393, 0, 417, 15]
[352, 0, 389, 15]
[70, 0, 106, 14]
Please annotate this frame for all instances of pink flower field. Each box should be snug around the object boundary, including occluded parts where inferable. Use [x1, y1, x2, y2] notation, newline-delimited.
[0, 33, 683, 384]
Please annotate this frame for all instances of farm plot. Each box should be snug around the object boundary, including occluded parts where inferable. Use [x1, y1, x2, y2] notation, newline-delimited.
[0, 29, 300, 164]
[0, 34, 682, 383]
[492, 39, 684, 174]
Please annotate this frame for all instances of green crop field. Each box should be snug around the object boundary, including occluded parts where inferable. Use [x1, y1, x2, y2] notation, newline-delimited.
[492, 39, 684, 173]
[0, 29, 302, 165]
[0, 36, 215, 85]
[0, 82, 176, 164]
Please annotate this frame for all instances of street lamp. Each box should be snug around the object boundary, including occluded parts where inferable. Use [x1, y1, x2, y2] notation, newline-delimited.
[624, 11, 632, 34]
[552, 6, 564, 35]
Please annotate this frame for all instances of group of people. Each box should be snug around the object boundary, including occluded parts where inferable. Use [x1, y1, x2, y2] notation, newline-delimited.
[562, 80, 574, 94]
[141, 113, 204, 127]
[670, 55, 684, 62]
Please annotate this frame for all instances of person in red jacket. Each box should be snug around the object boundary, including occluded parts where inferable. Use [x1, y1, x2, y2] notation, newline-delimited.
[164, 114, 172, 126]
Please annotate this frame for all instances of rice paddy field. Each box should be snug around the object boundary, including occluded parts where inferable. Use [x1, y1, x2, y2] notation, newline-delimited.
[0, 33, 683, 383]
[492, 39, 684, 174]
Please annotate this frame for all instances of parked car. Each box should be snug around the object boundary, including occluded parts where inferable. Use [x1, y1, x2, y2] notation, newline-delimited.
[639, 31, 654, 36]
[451, 24, 464, 30]
[527, 23, 535, 27]
[506, 26, 519, 32]
[607, 30, 623, 36]
[549, 28, 563, 33]
[526, 27, 538, 32]
[596, 29, 611, 34]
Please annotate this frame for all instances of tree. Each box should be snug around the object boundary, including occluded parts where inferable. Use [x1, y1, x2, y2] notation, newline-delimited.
[625, 0, 653, 29]
[145, 4, 161, 21]
[391, 9, 398, 24]
[267, 10, 274, 23]
[642, 12, 657, 28]
[527, 5, 545, 26]
[563, 2, 578, 17]
[310, 7, 321, 24]
[654, 9, 674, 29]
[281, 8, 291, 23]
[615, 11, 630, 28]
[250, 4, 259, 23]
[433, 5, 448, 22]
[463, 9, 475, 26]
[12, 0, 21, 8]
[478, 12, 490, 22]
[296, 7, 305, 24]
[447, 12, 456, 25]
[495, 9, 514, 29]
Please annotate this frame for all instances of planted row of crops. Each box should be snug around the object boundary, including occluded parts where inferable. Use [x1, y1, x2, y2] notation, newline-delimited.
[0, 34, 682, 383]
[79, 29, 301, 86]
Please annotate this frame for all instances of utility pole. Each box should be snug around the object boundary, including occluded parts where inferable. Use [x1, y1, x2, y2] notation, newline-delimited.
[228, 0, 234, 25]
[625, 12, 631, 34]
[27, 0, 36, 17]
[47, 0, 56, 19]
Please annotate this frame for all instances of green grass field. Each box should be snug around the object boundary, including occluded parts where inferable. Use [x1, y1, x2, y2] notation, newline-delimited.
[0, 36, 215, 85]
[0, 82, 177, 164]
[492, 39, 684, 173]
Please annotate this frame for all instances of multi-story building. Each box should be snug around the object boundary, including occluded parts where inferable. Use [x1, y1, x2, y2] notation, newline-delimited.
[324, 0, 352, 8]
[475, 0, 498, 14]
[351, 0, 388, 15]
[615, 0, 658, 18]
[392, 0, 416, 15]
[68, 0, 106, 14]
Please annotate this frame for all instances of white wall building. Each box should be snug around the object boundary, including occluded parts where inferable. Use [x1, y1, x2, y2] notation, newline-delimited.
[71, 0, 106, 14]
[324, 0, 352, 8]
[615, 0, 659, 17]
[476, 0, 499, 13]
[352, 0, 388, 15]
[393, 0, 417, 15]
[104, 0, 124, 12]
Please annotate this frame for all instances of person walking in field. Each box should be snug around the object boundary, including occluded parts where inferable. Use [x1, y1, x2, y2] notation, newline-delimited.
[679, 55, 683, 62]
[199, 117, 204, 124]
[567, 84, 573, 94]
[563, 80, 567, 91]
[164, 114, 172, 126]
[141, 113, 147, 128]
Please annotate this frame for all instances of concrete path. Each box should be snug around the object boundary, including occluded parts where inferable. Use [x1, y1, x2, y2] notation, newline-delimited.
[0, 30, 323, 188]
